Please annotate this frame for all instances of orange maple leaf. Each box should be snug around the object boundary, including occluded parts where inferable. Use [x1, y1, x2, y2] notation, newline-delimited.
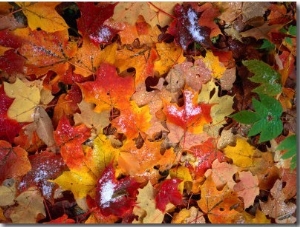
[79, 63, 135, 112]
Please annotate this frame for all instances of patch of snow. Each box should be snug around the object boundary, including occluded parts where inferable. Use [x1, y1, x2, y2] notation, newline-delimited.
[187, 8, 204, 42]
[101, 180, 115, 207]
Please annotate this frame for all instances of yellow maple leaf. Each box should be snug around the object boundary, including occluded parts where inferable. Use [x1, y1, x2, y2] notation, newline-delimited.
[170, 166, 193, 192]
[52, 168, 97, 199]
[17, 2, 68, 32]
[223, 137, 256, 168]
[200, 51, 226, 79]
[133, 181, 174, 223]
[4, 78, 40, 122]
[154, 42, 186, 76]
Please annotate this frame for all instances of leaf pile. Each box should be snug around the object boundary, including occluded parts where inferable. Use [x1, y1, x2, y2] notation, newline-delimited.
[0, 2, 297, 224]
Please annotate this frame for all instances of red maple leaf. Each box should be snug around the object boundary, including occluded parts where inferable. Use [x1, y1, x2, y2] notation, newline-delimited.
[0, 86, 25, 143]
[188, 138, 226, 178]
[0, 49, 25, 74]
[167, 3, 211, 50]
[18, 151, 67, 201]
[95, 163, 140, 217]
[155, 178, 183, 212]
[77, 2, 119, 45]
[54, 116, 91, 170]
[164, 89, 212, 130]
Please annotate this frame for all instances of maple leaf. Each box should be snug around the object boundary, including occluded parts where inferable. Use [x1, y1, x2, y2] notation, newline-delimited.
[167, 3, 211, 50]
[77, 2, 118, 45]
[18, 151, 67, 201]
[223, 137, 256, 168]
[260, 179, 296, 223]
[74, 100, 110, 135]
[54, 116, 91, 170]
[0, 140, 31, 184]
[111, 101, 151, 140]
[172, 206, 205, 224]
[205, 159, 238, 190]
[79, 63, 135, 112]
[3, 78, 40, 122]
[154, 42, 186, 76]
[18, 28, 77, 76]
[0, 49, 25, 74]
[164, 89, 212, 133]
[95, 163, 140, 217]
[46, 214, 75, 224]
[71, 39, 117, 77]
[0, 86, 24, 143]
[233, 171, 259, 209]
[17, 2, 68, 32]
[133, 181, 168, 223]
[9, 187, 46, 223]
[197, 175, 243, 223]
[114, 46, 158, 88]
[155, 178, 183, 212]
[189, 138, 226, 178]
[196, 3, 222, 38]
[112, 2, 177, 28]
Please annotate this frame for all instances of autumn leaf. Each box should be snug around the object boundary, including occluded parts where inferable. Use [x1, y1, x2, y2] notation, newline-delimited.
[0, 49, 25, 74]
[260, 179, 296, 223]
[77, 2, 118, 45]
[0, 140, 31, 184]
[167, 3, 211, 50]
[223, 137, 256, 168]
[46, 214, 75, 224]
[9, 187, 46, 223]
[197, 175, 243, 223]
[54, 116, 91, 170]
[233, 171, 259, 209]
[111, 101, 151, 140]
[95, 163, 140, 217]
[0, 86, 25, 143]
[17, 2, 68, 32]
[79, 63, 135, 112]
[4, 78, 40, 122]
[0, 179, 16, 206]
[155, 178, 183, 212]
[133, 181, 167, 223]
[164, 89, 212, 133]
[18, 151, 66, 201]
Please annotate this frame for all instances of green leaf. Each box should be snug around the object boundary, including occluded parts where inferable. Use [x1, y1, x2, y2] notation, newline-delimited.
[230, 94, 283, 143]
[277, 135, 297, 170]
[242, 60, 282, 96]
[258, 39, 275, 51]
[230, 110, 260, 124]
[287, 25, 296, 36]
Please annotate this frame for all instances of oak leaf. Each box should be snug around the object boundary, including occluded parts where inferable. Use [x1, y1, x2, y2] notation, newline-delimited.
[0, 140, 31, 184]
[17, 2, 68, 32]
